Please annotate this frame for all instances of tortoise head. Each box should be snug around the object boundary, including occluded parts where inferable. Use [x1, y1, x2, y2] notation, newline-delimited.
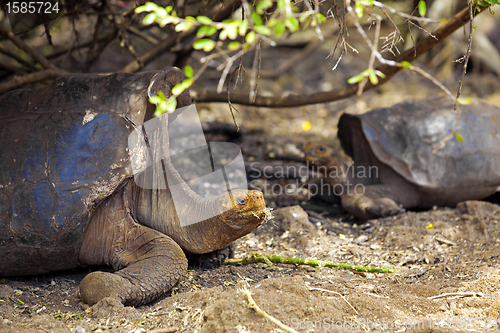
[303, 142, 352, 185]
[217, 189, 268, 242]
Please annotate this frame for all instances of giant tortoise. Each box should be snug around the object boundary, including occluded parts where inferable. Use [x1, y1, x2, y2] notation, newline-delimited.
[0, 68, 268, 306]
[305, 97, 500, 220]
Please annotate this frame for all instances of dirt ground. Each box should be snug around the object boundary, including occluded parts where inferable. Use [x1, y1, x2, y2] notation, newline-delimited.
[2, 7, 500, 333]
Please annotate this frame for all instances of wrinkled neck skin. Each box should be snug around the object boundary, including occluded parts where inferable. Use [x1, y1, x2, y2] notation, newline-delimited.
[127, 157, 259, 254]
[127, 111, 264, 254]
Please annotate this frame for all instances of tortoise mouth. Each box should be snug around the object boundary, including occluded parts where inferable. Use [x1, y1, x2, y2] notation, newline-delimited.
[223, 190, 267, 230]
[304, 155, 318, 162]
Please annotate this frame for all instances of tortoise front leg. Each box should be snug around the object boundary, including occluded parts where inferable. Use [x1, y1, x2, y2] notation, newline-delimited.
[79, 210, 187, 306]
[340, 183, 420, 220]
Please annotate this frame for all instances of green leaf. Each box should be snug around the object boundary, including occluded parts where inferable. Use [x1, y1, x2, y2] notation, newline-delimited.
[175, 22, 192, 32]
[220, 29, 228, 40]
[185, 16, 196, 22]
[143, 13, 157, 25]
[155, 98, 177, 116]
[254, 25, 271, 36]
[418, 1, 427, 17]
[274, 21, 286, 37]
[205, 26, 217, 36]
[355, 2, 364, 18]
[159, 16, 176, 27]
[457, 97, 473, 105]
[347, 74, 365, 84]
[257, 0, 273, 14]
[455, 132, 464, 142]
[197, 16, 212, 25]
[149, 96, 162, 104]
[155, 7, 167, 19]
[277, 0, 285, 11]
[368, 69, 378, 85]
[304, 17, 312, 29]
[401, 61, 412, 68]
[316, 13, 326, 23]
[193, 39, 215, 52]
[228, 41, 241, 51]
[226, 24, 238, 39]
[149, 91, 166, 105]
[285, 17, 299, 32]
[135, 2, 159, 13]
[239, 19, 249, 36]
[251, 12, 263, 26]
[299, 12, 310, 23]
[172, 79, 192, 96]
[374, 70, 386, 79]
[197, 26, 209, 38]
[245, 31, 256, 44]
[184, 65, 193, 78]
[166, 98, 177, 113]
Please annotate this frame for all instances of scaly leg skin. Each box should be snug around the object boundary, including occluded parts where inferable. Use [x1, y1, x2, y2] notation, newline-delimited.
[79, 212, 187, 306]
[340, 184, 419, 220]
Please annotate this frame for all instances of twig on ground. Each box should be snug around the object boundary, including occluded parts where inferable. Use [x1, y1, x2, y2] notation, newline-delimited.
[225, 252, 395, 273]
[240, 287, 299, 333]
[428, 292, 484, 300]
[308, 286, 360, 315]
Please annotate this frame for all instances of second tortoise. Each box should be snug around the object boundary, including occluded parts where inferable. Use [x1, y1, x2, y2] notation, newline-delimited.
[305, 97, 500, 219]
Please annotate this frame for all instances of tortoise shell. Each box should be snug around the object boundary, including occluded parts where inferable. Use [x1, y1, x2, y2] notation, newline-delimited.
[0, 69, 189, 273]
[338, 97, 500, 196]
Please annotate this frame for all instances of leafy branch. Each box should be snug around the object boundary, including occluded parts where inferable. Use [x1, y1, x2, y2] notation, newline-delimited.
[136, 0, 326, 114]
[225, 252, 395, 273]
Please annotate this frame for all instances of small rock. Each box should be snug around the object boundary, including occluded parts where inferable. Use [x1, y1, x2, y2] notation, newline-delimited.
[91, 296, 124, 317]
[273, 205, 315, 234]
[75, 326, 86, 333]
[353, 235, 368, 244]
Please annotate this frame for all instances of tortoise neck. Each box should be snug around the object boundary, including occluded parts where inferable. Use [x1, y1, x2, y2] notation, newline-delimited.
[128, 158, 231, 254]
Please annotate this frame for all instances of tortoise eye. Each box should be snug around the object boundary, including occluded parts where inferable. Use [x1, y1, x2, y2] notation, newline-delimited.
[237, 198, 246, 205]
[318, 147, 324, 151]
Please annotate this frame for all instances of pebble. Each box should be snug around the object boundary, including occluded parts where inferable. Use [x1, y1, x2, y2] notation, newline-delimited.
[354, 235, 368, 244]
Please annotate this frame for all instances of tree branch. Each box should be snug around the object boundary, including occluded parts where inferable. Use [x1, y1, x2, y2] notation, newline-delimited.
[0, 69, 68, 94]
[192, 3, 488, 107]
[120, 0, 240, 73]
[0, 23, 58, 70]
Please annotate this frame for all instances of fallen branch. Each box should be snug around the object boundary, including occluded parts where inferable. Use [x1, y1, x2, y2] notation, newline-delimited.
[428, 291, 484, 300]
[225, 252, 395, 273]
[192, 3, 488, 107]
[240, 287, 299, 333]
[308, 287, 360, 315]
